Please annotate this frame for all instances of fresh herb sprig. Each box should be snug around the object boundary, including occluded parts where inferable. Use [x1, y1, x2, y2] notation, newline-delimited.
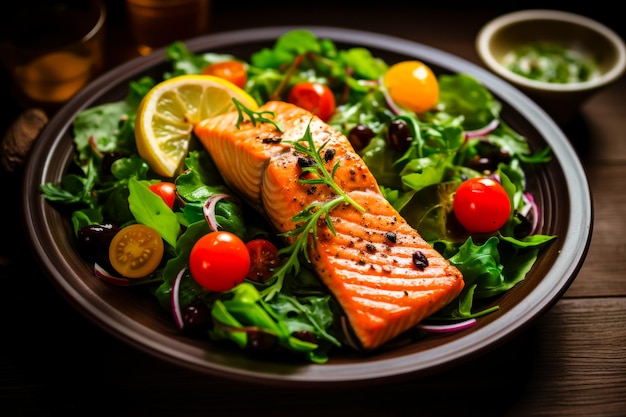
[233, 98, 283, 132]
[260, 122, 365, 301]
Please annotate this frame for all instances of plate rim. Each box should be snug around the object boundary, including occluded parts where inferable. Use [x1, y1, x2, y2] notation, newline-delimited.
[21, 25, 593, 387]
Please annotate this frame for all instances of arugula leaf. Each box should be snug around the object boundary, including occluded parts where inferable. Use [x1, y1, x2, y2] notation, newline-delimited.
[175, 151, 247, 239]
[165, 41, 241, 78]
[39, 156, 99, 211]
[73, 76, 154, 163]
[443, 232, 555, 316]
[210, 283, 330, 362]
[437, 73, 500, 130]
[154, 220, 212, 310]
[265, 293, 341, 347]
[337, 47, 387, 79]
[251, 29, 322, 69]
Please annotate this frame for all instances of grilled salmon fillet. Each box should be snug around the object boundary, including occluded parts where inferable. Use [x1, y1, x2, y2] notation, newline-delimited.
[194, 101, 464, 350]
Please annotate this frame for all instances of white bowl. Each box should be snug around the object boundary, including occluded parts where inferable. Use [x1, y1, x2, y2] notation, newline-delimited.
[476, 9, 626, 122]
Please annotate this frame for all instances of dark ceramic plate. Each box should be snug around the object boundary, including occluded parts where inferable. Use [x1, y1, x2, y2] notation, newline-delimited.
[22, 26, 592, 387]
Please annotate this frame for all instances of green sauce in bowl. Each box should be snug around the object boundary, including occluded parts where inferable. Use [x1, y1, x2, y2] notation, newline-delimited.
[503, 43, 599, 84]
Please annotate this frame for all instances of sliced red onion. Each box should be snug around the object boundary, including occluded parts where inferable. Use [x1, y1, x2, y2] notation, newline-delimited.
[94, 263, 130, 286]
[379, 77, 402, 115]
[94, 263, 161, 286]
[383, 91, 403, 115]
[361, 79, 378, 86]
[464, 118, 500, 139]
[88, 135, 103, 159]
[171, 268, 187, 330]
[203, 194, 235, 232]
[523, 192, 540, 235]
[416, 318, 477, 333]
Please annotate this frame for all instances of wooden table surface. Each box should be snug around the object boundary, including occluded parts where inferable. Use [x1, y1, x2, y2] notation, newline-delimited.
[1, 3, 624, 416]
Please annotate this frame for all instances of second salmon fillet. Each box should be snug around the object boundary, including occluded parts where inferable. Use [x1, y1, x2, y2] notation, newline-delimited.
[194, 101, 464, 350]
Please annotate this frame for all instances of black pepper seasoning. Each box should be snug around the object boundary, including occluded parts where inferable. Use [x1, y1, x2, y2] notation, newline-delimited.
[262, 137, 282, 144]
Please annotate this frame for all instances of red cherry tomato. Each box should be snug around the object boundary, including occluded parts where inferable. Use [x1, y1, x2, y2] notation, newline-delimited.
[189, 231, 251, 292]
[245, 239, 280, 282]
[201, 61, 247, 89]
[453, 177, 511, 233]
[148, 181, 177, 209]
[383, 60, 439, 113]
[287, 82, 336, 122]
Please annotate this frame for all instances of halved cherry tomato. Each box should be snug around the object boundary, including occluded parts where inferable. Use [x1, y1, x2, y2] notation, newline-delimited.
[189, 231, 251, 292]
[108, 224, 164, 278]
[201, 60, 247, 89]
[287, 82, 336, 122]
[245, 239, 280, 282]
[148, 181, 176, 209]
[383, 60, 439, 113]
[453, 177, 511, 233]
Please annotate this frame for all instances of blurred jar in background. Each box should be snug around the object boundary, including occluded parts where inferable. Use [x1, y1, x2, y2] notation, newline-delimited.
[0, 0, 107, 114]
[125, 0, 211, 56]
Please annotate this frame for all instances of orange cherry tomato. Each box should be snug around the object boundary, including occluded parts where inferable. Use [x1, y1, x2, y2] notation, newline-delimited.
[384, 60, 439, 113]
[108, 224, 164, 278]
[201, 61, 247, 89]
[287, 82, 336, 122]
[148, 181, 176, 209]
[189, 231, 251, 292]
[453, 177, 511, 233]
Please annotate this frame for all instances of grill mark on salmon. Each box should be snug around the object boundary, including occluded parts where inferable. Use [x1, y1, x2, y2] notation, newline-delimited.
[194, 101, 464, 350]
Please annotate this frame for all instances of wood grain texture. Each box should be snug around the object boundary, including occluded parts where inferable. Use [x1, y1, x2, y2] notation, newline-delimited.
[565, 163, 626, 298]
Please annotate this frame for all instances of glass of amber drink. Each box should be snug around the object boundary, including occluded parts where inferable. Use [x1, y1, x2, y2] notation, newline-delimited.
[1, 0, 107, 114]
[125, 0, 211, 56]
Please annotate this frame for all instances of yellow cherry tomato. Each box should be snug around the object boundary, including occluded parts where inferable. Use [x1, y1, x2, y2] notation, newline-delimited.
[108, 224, 164, 278]
[384, 60, 439, 113]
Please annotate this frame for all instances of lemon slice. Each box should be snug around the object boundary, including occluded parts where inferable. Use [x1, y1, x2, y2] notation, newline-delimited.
[135, 74, 258, 178]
